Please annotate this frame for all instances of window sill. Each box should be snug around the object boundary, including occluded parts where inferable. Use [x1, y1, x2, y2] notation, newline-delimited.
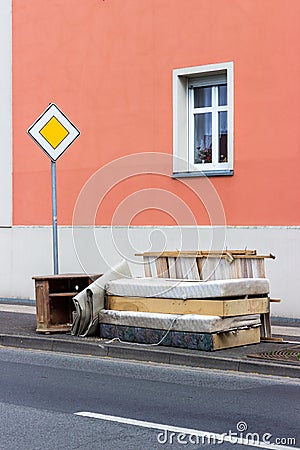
[172, 170, 234, 178]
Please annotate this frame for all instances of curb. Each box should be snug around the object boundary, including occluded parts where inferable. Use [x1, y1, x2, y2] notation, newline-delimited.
[0, 333, 299, 379]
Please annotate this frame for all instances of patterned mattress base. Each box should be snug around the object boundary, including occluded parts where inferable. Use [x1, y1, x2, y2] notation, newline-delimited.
[99, 323, 260, 351]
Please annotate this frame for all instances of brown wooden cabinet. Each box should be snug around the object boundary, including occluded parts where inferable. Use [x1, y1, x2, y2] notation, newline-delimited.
[33, 274, 101, 333]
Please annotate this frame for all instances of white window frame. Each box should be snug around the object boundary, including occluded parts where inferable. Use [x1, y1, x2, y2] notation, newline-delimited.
[172, 62, 234, 176]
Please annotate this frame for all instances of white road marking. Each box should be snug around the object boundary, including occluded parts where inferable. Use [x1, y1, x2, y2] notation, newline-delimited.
[75, 411, 299, 449]
[0, 304, 36, 315]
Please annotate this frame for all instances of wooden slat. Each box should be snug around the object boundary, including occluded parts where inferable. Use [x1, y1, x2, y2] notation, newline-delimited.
[155, 258, 163, 277]
[168, 257, 177, 278]
[177, 257, 200, 279]
[232, 255, 274, 260]
[230, 259, 240, 278]
[214, 258, 231, 280]
[135, 250, 274, 259]
[252, 259, 266, 278]
[149, 258, 158, 277]
[161, 257, 169, 277]
[107, 295, 269, 317]
[201, 258, 219, 281]
[260, 311, 272, 338]
[196, 257, 203, 280]
[136, 251, 201, 257]
[155, 257, 169, 278]
[258, 259, 266, 277]
[261, 337, 284, 342]
[224, 251, 234, 263]
[143, 256, 152, 277]
[188, 257, 200, 279]
[240, 258, 248, 277]
[175, 258, 184, 278]
[225, 298, 269, 316]
[201, 250, 257, 255]
[246, 258, 253, 277]
[213, 327, 260, 350]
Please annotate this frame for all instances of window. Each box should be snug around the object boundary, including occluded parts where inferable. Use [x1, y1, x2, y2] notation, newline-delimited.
[173, 62, 234, 177]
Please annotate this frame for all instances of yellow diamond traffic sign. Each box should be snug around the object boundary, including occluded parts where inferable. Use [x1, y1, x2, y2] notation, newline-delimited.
[27, 103, 80, 161]
[39, 116, 69, 149]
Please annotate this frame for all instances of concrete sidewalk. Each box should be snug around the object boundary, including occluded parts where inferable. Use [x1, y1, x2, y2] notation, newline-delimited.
[0, 303, 299, 379]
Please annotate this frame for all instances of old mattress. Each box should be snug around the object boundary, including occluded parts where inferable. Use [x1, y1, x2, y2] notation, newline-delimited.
[99, 323, 261, 351]
[105, 277, 269, 300]
[99, 309, 261, 333]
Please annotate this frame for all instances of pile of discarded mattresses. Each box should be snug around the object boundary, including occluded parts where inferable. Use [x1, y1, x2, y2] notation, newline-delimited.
[71, 255, 272, 351]
[99, 276, 269, 351]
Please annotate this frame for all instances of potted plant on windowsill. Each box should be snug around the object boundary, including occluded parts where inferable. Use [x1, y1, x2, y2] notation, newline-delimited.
[196, 146, 212, 164]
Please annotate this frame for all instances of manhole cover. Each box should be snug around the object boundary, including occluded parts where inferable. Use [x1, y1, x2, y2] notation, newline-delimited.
[248, 345, 300, 365]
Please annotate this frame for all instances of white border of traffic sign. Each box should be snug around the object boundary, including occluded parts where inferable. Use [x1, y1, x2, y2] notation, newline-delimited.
[27, 103, 80, 161]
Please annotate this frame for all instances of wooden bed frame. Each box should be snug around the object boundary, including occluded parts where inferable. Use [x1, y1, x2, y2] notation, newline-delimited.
[134, 250, 278, 339]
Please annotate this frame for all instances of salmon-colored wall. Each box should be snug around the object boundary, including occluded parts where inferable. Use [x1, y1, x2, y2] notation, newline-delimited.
[13, 0, 300, 226]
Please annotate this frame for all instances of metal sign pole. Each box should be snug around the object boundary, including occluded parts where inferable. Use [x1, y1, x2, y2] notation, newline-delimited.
[51, 160, 59, 275]
[27, 103, 80, 275]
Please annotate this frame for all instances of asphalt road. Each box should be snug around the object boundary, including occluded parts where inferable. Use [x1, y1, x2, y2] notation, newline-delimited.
[0, 347, 299, 450]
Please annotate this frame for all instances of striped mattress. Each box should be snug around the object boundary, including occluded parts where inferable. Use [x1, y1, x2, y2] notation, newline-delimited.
[105, 277, 269, 300]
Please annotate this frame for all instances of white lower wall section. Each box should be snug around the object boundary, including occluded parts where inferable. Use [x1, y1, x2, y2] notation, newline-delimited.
[0, 226, 299, 318]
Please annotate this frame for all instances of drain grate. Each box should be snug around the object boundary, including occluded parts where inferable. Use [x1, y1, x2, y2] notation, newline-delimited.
[248, 345, 300, 365]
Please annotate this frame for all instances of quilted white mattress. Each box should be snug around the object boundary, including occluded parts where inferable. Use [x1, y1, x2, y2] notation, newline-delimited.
[99, 310, 261, 333]
[105, 277, 269, 300]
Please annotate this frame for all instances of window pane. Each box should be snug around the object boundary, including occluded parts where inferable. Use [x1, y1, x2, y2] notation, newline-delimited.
[218, 111, 228, 163]
[194, 87, 212, 108]
[218, 85, 227, 106]
[194, 113, 212, 164]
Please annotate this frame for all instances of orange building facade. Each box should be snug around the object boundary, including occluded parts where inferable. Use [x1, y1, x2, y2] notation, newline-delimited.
[1, 0, 299, 317]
